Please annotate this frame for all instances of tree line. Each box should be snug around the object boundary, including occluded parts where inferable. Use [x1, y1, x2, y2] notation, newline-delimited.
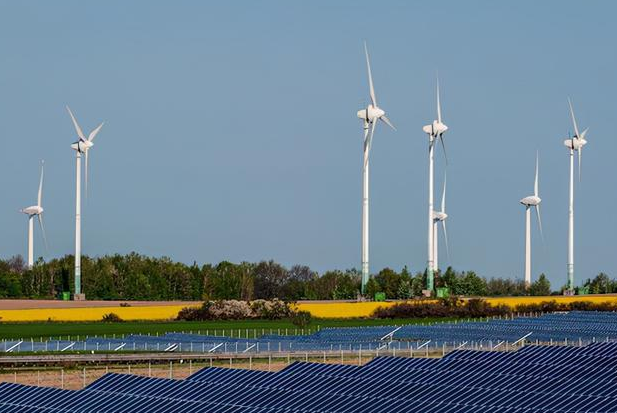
[0, 253, 612, 300]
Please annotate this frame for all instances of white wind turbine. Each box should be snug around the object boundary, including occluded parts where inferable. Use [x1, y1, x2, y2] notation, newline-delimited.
[563, 98, 588, 293]
[356, 42, 395, 293]
[432, 174, 449, 273]
[520, 153, 543, 287]
[67, 106, 104, 299]
[20, 161, 48, 268]
[422, 79, 448, 293]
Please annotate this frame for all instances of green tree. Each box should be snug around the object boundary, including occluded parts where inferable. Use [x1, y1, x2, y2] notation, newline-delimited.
[529, 273, 551, 296]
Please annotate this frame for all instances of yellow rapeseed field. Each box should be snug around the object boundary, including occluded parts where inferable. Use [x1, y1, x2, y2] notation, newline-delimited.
[1, 295, 616, 321]
[296, 295, 617, 318]
[0, 305, 190, 322]
[485, 295, 617, 307]
[295, 302, 398, 318]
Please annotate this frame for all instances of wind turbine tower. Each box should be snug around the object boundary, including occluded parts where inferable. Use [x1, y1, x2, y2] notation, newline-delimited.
[356, 43, 395, 293]
[422, 79, 448, 294]
[67, 106, 104, 300]
[433, 174, 449, 273]
[563, 99, 588, 294]
[520, 154, 543, 287]
[20, 161, 48, 268]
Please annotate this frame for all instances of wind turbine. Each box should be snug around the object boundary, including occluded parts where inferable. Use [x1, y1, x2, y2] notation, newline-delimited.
[67, 106, 104, 300]
[356, 42, 395, 294]
[432, 174, 449, 273]
[520, 153, 543, 287]
[20, 161, 48, 268]
[422, 78, 448, 294]
[563, 98, 588, 294]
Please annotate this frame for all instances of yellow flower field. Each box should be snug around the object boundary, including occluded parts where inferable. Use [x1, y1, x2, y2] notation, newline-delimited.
[295, 302, 399, 318]
[296, 295, 617, 318]
[1, 295, 616, 321]
[0, 305, 190, 322]
[485, 295, 617, 307]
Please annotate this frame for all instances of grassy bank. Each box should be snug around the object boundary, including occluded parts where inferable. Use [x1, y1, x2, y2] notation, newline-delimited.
[0, 317, 456, 340]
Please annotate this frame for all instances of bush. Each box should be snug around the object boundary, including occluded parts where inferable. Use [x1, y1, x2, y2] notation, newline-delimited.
[372, 298, 510, 319]
[290, 310, 312, 328]
[101, 313, 123, 322]
[176, 299, 293, 321]
[250, 299, 291, 319]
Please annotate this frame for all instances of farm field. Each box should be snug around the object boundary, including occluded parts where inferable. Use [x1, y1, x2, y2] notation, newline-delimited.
[0, 294, 616, 325]
[0, 317, 455, 340]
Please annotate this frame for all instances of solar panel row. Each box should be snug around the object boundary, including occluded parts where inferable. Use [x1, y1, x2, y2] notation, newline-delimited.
[3, 311, 617, 355]
[1, 342, 616, 412]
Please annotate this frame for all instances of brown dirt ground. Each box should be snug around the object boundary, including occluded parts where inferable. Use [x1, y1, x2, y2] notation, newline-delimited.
[0, 300, 201, 310]
[0, 355, 375, 390]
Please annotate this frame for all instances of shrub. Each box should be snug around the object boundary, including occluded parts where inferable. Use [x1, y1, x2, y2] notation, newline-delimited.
[101, 313, 123, 322]
[250, 299, 291, 319]
[176, 299, 293, 321]
[290, 310, 312, 328]
[372, 298, 510, 319]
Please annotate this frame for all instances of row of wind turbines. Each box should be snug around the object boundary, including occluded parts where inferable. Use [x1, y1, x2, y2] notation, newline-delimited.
[20, 107, 103, 299]
[356, 43, 588, 295]
[18, 44, 588, 299]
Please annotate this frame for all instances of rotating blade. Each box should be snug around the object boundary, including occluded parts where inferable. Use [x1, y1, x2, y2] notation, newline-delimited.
[568, 98, 581, 139]
[88, 122, 104, 142]
[37, 161, 44, 207]
[364, 42, 377, 107]
[380, 115, 396, 130]
[66, 106, 86, 141]
[442, 219, 450, 260]
[38, 214, 49, 254]
[535, 204, 544, 244]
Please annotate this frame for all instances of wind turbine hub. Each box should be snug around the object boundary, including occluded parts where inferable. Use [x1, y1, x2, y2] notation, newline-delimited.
[21, 206, 43, 215]
[520, 195, 541, 206]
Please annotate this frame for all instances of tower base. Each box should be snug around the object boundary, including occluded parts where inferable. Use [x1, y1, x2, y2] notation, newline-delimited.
[73, 293, 86, 301]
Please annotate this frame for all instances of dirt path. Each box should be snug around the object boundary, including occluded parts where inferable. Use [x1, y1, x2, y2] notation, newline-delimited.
[0, 300, 201, 310]
[0, 356, 373, 390]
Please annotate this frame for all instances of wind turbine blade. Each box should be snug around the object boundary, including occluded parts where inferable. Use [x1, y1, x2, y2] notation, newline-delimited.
[37, 161, 44, 207]
[439, 135, 448, 164]
[534, 152, 539, 197]
[38, 214, 49, 254]
[441, 172, 447, 213]
[442, 220, 450, 260]
[88, 122, 104, 142]
[578, 147, 582, 182]
[380, 115, 396, 130]
[66, 106, 86, 141]
[535, 204, 544, 244]
[85, 151, 89, 198]
[364, 42, 377, 107]
[567, 98, 581, 139]
[437, 76, 442, 123]
[364, 120, 377, 168]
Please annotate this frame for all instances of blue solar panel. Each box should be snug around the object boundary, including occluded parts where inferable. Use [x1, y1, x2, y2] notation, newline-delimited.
[3, 342, 616, 413]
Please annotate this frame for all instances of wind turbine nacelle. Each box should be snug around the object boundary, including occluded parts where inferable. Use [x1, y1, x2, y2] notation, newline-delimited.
[21, 206, 43, 215]
[433, 211, 448, 221]
[357, 106, 384, 121]
[71, 140, 93, 152]
[520, 195, 541, 206]
[433, 121, 448, 135]
[423, 121, 448, 136]
[563, 138, 586, 150]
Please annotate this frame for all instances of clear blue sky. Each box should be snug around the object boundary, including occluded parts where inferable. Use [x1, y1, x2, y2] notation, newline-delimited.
[1, 1, 614, 288]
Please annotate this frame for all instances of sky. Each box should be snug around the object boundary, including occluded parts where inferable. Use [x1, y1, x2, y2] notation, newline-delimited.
[0, 1, 615, 288]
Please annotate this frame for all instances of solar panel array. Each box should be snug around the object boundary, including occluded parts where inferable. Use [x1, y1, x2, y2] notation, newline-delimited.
[3, 311, 617, 354]
[1, 342, 617, 412]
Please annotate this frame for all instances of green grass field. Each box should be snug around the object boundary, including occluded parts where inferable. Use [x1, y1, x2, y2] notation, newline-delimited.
[0, 317, 456, 340]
